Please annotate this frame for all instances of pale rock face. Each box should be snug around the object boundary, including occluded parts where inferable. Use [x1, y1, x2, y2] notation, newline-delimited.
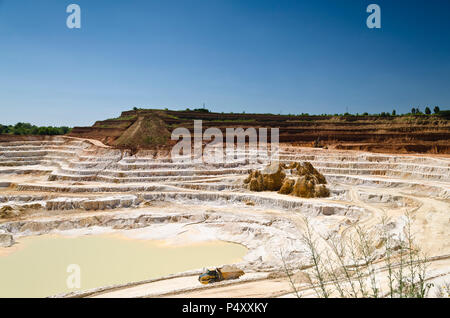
[244, 162, 286, 192]
[261, 162, 286, 191]
[278, 178, 295, 194]
[0, 233, 14, 247]
[320, 206, 336, 216]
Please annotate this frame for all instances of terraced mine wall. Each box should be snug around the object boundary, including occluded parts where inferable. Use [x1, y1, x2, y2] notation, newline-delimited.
[68, 109, 450, 154]
[0, 135, 449, 296]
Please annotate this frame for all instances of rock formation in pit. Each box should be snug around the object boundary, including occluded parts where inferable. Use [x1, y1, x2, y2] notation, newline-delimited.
[244, 161, 330, 198]
[244, 162, 286, 192]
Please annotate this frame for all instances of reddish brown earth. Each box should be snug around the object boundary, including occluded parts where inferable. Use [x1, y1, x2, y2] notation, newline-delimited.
[0, 135, 55, 142]
[68, 109, 450, 154]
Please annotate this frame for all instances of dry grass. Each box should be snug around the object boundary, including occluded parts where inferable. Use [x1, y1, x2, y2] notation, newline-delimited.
[282, 213, 433, 298]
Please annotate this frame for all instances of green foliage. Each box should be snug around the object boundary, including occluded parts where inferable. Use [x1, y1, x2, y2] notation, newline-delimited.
[126, 107, 448, 119]
[437, 110, 450, 119]
[0, 123, 71, 136]
[192, 108, 210, 113]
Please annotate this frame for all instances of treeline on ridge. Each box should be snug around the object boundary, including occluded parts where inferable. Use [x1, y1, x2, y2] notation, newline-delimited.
[0, 123, 71, 136]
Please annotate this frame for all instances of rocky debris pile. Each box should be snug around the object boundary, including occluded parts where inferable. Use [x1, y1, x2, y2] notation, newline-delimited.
[0, 205, 21, 219]
[244, 162, 330, 198]
[0, 230, 14, 247]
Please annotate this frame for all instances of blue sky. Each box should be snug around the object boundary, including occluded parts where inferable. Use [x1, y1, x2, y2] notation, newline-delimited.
[1, 0, 449, 126]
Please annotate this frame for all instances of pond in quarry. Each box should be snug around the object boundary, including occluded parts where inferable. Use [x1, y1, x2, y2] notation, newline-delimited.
[0, 234, 247, 298]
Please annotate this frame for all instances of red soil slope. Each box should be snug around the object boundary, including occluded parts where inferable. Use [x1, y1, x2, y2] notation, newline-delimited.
[68, 109, 450, 154]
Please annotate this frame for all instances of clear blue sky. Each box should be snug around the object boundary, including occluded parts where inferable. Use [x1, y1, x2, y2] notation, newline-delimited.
[1, 0, 449, 126]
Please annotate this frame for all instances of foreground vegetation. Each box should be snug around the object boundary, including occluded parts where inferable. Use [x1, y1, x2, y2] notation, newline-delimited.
[282, 214, 435, 298]
[0, 123, 71, 136]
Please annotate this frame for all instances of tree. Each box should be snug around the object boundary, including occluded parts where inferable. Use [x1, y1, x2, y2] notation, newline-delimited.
[0, 123, 70, 136]
[434, 106, 440, 114]
[31, 126, 39, 135]
[392, 110, 396, 116]
[193, 108, 210, 113]
[61, 126, 70, 134]
[411, 108, 416, 114]
[425, 107, 431, 115]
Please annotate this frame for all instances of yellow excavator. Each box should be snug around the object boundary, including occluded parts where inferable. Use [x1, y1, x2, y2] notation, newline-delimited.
[198, 265, 245, 284]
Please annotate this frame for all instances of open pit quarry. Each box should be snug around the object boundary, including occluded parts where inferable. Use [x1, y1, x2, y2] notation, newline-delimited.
[0, 133, 449, 298]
